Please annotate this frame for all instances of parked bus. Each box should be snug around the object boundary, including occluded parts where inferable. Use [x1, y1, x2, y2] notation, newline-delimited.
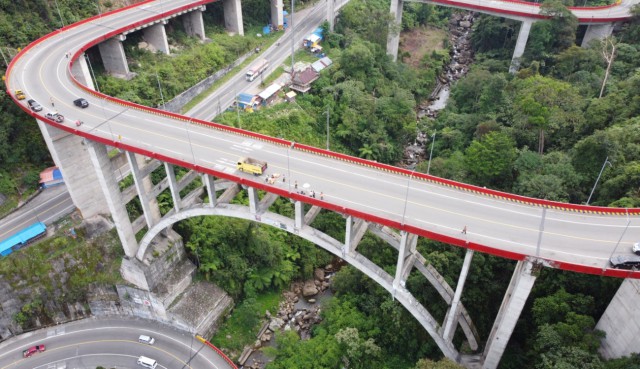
[0, 222, 47, 257]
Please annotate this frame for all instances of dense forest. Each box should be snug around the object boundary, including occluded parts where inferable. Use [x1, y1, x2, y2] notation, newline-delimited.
[2, 0, 640, 368]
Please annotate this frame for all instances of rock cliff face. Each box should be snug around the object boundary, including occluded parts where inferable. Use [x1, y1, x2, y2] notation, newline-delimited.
[0, 215, 232, 342]
[0, 216, 118, 340]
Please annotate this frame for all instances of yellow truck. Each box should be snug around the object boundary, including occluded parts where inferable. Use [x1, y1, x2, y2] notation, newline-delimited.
[237, 157, 268, 175]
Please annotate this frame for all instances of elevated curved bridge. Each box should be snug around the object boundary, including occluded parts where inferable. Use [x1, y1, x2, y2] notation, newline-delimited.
[4, 0, 640, 368]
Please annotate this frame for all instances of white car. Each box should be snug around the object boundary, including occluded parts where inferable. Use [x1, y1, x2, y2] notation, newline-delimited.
[138, 335, 155, 345]
[633, 242, 640, 255]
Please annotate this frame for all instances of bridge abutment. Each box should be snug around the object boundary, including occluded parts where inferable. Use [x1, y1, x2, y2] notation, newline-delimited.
[327, 0, 336, 32]
[596, 278, 640, 358]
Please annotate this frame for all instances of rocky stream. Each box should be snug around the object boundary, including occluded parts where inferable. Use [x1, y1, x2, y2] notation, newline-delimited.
[403, 12, 476, 169]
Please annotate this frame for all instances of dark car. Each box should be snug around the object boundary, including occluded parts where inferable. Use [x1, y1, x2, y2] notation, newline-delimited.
[27, 99, 43, 112]
[73, 98, 89, 108]
[610, 254, 640, 269]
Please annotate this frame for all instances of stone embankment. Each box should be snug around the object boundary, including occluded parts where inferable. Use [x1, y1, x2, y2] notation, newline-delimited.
[239, 264, 335, 369]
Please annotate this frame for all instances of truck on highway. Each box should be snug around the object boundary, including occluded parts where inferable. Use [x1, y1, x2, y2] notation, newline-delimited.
[246, 59, 269, 82]
[237, 157, 267, 175]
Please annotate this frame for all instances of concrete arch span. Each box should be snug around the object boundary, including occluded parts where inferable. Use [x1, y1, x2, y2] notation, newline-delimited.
[138, 202, 484, 361]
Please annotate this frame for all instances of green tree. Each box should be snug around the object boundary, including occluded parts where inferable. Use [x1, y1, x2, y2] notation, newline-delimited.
[464, 131, 517, 188]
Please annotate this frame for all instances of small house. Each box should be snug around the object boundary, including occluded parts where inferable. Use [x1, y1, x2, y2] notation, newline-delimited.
[237, 93, 259, 111]
[290, 67, 319, 93]
[258, 83, 284, 106]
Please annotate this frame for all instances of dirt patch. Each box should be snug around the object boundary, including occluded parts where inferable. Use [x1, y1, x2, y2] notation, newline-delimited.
[400, 26, 448, 68]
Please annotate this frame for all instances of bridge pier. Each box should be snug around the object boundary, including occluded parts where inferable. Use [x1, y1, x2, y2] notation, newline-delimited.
[203, 174, 217, 207]
[481, 260, 538, 369]
[393, 231, 417, 291]
[36, 121, 109, 219]
[509, 20, 533, 74]
[295, 200, 304, 229]
[98, 36, 133, 78]
[70, 53, 95, 90]
[327, 0, 336, 32]
[86, 142, 138, 258]
[248, 186, 260, 214]
[182, 6, 206, 41]
[224, 0, 244, 36]
[143, 22, 170, 55]
[165, 163, 181, 212]
[442, 249, 474, 341]
[581, 23, 615, 47]
[386, 0, 404, 62]
[127, 152, 162, 228]
[271, 0, 284, 28]
[596, 278, 640, 358]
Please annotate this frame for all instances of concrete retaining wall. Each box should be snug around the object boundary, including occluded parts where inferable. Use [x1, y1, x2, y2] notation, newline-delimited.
[163, 50, 255, 113]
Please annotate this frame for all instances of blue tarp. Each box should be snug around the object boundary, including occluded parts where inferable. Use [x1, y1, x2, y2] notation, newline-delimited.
[263, 25, 271, 35]
[0, 222, 46, 256]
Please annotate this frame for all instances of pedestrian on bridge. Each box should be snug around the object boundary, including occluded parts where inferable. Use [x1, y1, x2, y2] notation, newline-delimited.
[461, 226, 467, 234]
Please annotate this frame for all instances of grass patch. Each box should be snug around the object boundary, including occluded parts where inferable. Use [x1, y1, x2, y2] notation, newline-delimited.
[210, 290, 281, 358]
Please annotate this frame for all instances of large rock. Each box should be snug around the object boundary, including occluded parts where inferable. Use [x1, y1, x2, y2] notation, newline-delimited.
[302, 280, 319, 297]
[268, 317, 285, 332]
[314, 268, 325, 281]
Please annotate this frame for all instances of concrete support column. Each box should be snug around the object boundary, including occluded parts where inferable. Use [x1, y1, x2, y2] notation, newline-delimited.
[70, 53, 95, 90]
[98, 36, 131, 78]
[86, 140, 138, 257]
[248, 187, 259, 214]
[442, 249, 474, 341]
[223, 0, 244, 36]
[343, 215, 353, 257]
[203, 174, 217, 207]
[482, 260, 538, 369]
[126, 151, 161, 228]
[183, 7, 206, 41]
[327, 0, 336, 32]
[596, 278, 640, 358]
[36, 120, 108, 218]
[164, 163, 181, 212]
[509, 20, 532, 74]
[271, 0, 284, 28]
[581, 23, 614, 47]
[294, 200, 303, 229]
[393, 231, 409, 291]
[386, 0, 404, 62]
[143, 22, 170, 55]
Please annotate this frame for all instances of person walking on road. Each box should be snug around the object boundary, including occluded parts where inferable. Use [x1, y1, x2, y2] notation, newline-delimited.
[461, 226, 467, 234]
[294, 180, 298, 189]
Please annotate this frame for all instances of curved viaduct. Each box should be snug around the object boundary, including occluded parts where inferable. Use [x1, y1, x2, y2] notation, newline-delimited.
[4, 0, 640, 368]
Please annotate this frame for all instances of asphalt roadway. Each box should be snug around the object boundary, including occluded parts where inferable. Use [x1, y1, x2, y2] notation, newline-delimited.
[0, 318, 231, 369]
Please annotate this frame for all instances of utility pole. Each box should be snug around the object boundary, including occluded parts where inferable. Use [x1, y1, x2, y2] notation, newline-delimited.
[290, 0, 295, 74]
[325, 106, 330, 150]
